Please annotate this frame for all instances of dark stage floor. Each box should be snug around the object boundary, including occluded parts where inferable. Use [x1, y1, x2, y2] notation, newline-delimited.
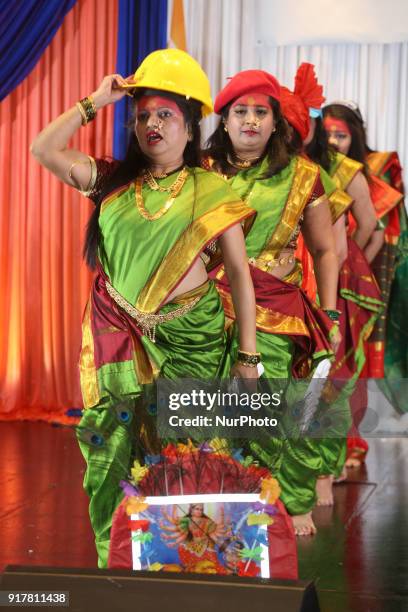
[0, 422, 407, 611]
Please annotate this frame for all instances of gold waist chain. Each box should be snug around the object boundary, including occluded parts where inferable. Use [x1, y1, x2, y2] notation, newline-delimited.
[105, 281, 201, 343]
[249, 251, 296, 273]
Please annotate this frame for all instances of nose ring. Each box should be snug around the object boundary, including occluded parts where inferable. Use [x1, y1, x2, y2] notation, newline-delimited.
[149, 119, 164, 131]
[245, 117, 261, 129]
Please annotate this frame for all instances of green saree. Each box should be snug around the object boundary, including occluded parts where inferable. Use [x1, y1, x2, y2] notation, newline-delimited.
[78, 167, 252, 566]
[208, 155, 335, 515]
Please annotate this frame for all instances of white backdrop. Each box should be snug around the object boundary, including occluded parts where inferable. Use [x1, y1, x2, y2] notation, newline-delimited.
[183, 0, 256, 139]
[182, 0, 408, 189]
[257, 0, 408, 46]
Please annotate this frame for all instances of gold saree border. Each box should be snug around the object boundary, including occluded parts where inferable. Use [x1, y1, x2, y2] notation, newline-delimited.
[257, 157, 319, 264]
[79, 298, 100, 409]
[136, 200, 252, 313]
[328, 189, 353, 222]
[333, 155, 363, 191]
[132, 335, 156, 385]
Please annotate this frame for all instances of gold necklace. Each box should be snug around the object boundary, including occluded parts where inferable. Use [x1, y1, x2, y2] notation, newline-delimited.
[227, 153, 261, 169]
[135, 167, 189, 221]
[150, 169, 168, 179]
[144, 167, 187, 193]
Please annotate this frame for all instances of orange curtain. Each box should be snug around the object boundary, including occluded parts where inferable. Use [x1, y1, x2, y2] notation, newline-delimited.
[0, 0, 118, 422]
[170, 0, 187, 50]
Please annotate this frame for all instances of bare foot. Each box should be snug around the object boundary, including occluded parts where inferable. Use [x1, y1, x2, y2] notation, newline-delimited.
[334, 466, 347, 483]
[291, 512, 317, 536]
[316, 475, 334, 506]
[345, 457, 361, 468]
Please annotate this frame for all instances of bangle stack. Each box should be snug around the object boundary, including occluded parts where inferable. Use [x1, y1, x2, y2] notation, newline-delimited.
[237, 350, 261, 368]
[76, 96, 97, 126]
[323, 308, 341, 322]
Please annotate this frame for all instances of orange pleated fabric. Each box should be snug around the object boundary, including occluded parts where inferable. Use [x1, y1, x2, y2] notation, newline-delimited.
[0, 0, 118, 422]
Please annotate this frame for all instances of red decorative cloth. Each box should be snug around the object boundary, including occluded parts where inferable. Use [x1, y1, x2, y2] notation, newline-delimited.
[214, 70, 280, 114]
[280, 63, 325, 140]
[280, 86, 311, 140]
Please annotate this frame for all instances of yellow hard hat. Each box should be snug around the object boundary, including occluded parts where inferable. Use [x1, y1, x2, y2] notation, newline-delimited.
[123, 49, 213, 117]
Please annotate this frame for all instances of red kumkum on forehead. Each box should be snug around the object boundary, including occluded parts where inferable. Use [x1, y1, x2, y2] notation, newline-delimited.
[323, 116, 351, 136]
[231, 93, 271, 108]
[136, 95, 183, 115]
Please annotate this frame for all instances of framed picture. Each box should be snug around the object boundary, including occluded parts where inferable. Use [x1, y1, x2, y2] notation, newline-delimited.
[131, 494, 270, 577]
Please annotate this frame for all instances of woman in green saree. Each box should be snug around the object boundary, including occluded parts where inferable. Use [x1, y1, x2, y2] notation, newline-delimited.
[204, 69, 340, 536]
[31, 49, 258, 567]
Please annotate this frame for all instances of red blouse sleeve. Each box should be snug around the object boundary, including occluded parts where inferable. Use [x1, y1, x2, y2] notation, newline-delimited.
[85, 157, 120, 203]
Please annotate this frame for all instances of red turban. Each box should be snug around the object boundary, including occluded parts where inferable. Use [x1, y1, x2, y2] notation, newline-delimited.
[214, 70, 281, 114]
[280, 63, 325, 141]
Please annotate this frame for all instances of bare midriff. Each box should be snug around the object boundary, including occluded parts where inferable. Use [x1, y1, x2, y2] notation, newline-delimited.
[165, 257, 209, 304]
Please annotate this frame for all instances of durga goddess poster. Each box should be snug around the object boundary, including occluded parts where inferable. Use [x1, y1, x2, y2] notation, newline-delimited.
[132, 497, 270, 577]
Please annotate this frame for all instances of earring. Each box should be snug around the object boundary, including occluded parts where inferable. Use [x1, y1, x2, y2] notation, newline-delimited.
[272, 127, 276, 133]
[223, 123, 228, 132]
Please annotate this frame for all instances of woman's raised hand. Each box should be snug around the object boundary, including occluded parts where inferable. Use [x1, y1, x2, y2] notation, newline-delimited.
[91, 74, 132, 109]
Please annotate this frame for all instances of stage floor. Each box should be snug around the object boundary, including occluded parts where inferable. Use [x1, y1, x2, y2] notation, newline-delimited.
[0, 422, 407, 611]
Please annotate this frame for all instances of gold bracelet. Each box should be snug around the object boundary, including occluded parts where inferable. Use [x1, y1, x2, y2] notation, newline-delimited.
[237, 360, 258, 368]
[76, 101, 88, 126]
[76, 96, 97, 125]
[87, 95, 97, 114]
[237, 350, 261, 367]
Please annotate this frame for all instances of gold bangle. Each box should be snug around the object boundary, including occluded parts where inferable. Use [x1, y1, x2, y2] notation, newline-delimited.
[84, 96, 97, 121]
[237, 351, 261, 367]
[87, 95, 97, 114]
[76, 96, 97, 125]
[76, 101, 88, 126]
[237, 360, 258, 368]
[68, 156, 97, 195]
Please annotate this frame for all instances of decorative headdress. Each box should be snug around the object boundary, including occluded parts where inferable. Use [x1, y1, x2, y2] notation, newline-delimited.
[214, 70, 281, 114]
[280, 63, 325, 140]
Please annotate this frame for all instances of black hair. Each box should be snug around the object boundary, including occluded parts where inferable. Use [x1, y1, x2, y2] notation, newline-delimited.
[205, 97, 296, 178]
[304, 116, 334, 172]
[83, 89, 202, 268]
[287, 126, 303, 155]
[322, 103, 369, 175]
